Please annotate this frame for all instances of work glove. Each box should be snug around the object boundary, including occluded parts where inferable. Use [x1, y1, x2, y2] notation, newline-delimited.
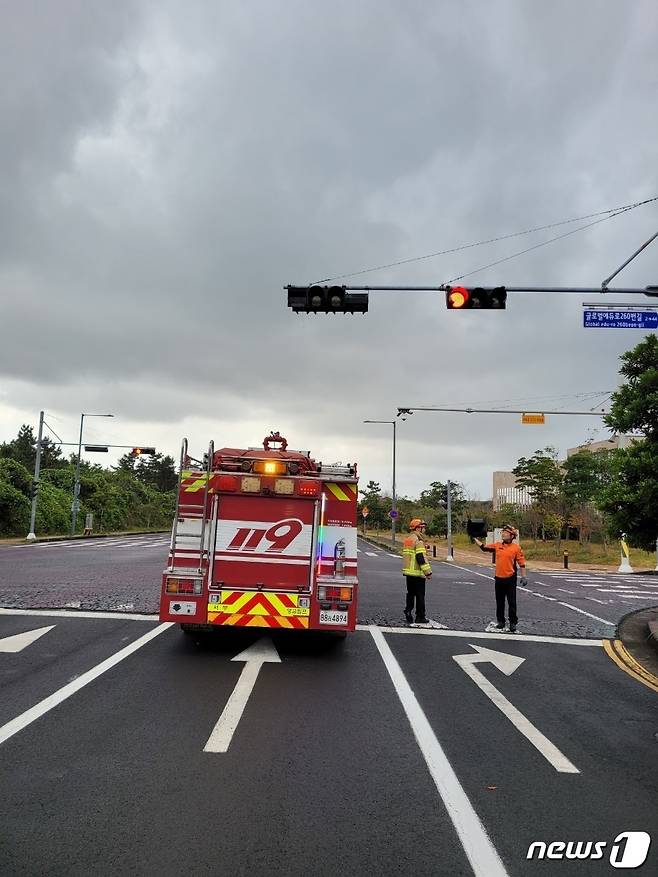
[519, 576, 528, 587]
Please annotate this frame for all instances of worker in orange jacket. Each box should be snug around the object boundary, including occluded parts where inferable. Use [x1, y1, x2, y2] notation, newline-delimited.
[474, 525, 527, 633]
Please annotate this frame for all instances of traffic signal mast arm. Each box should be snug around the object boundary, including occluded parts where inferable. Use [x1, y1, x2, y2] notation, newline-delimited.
[286, 283, 657, 314]
[308, 285, 656, 294]
[397, 407, 609, 416]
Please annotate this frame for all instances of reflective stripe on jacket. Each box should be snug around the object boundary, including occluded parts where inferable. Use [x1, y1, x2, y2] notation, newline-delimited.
[402, 533, 432, 577]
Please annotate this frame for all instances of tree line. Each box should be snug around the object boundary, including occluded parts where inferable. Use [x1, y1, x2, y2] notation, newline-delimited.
[0, 426, 177, 537]
[360, 336, 658, 552]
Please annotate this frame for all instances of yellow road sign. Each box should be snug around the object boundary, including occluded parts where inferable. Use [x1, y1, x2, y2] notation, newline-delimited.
[522, 413, 545, 424]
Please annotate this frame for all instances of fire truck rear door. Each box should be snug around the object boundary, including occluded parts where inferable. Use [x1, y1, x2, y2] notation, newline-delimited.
[211, 495, 315, 590]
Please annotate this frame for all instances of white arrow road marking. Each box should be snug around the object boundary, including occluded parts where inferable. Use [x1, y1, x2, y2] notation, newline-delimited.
[204, 638, 281, 754]
[0, 625, 55, 653]
[370, 626, 510, 877]
[0, 623, 173, 747]
[453, 644, 579, 774]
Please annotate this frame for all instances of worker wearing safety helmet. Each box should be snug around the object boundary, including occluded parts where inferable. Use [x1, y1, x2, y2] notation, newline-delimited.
[474, 525, 527, 633]
[402, 518, 432, 624]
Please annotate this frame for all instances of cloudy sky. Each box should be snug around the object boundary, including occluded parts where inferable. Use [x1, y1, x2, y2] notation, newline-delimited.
[2, 0, 657, 502]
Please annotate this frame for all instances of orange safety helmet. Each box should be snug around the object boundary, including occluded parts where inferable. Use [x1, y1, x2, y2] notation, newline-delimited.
[409, 518, 426, 529]
[501, 524, 518, 538]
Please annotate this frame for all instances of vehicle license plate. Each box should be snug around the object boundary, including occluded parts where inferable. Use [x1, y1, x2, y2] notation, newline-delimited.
[319, 610, 348, 625]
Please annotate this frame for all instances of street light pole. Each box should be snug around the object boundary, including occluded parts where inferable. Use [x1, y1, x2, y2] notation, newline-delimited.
[27, 410, 44, 541]
[364, 420, 398, 544]
[71, 413, 113, 536]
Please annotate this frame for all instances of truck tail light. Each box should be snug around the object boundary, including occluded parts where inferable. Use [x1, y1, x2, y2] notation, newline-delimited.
[317, 585, 352, 602]
[241, 476, 261, 492]
[298, 480, 319, 496]
[166, 577, 202, 595]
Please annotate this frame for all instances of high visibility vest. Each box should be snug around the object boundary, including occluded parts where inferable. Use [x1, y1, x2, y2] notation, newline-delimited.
[402, 533, 431, 577]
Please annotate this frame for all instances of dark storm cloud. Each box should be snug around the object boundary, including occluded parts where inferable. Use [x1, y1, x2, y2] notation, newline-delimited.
[1, 0, 656, 496]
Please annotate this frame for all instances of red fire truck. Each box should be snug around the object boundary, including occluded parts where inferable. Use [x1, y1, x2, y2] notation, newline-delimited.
[159, 432, 359, 634]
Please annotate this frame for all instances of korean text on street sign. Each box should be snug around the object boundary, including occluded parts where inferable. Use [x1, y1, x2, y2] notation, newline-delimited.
[522, 413, 545, 425]
[583, 310, 658, 329]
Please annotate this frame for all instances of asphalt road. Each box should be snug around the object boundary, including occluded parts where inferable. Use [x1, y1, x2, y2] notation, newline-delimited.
[0, 614, 656, 876]
[2, 535, 658, 637]
[0, 536, 657, 875]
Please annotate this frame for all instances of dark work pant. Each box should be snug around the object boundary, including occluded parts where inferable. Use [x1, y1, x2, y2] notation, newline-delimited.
[495, 575, 517, 626]
[405, 576, 426, 620]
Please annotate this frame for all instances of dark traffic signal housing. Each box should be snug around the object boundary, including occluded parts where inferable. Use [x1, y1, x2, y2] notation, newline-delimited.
[287, 285, 369, 314]
[445, 286, 507, 309]
[131, 447, 156, 457]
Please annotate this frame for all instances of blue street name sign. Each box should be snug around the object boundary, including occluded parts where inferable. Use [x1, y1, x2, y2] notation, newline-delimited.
[584, 310, 658, 329]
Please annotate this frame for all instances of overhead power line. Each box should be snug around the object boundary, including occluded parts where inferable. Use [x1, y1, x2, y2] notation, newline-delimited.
[315, 195, 658, 284]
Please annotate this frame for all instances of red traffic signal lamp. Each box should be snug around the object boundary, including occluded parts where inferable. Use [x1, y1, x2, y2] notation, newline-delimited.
[445, 286, 507, 309]
[131, 447, 156, 457]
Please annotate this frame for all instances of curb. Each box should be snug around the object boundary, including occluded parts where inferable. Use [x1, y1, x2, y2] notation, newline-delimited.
[610, 606, 658, 694]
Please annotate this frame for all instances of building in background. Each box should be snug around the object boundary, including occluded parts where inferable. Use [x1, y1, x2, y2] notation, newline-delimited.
[492, 435, 640, 510]
[492, 471, 532, 511]
[566, 435, 638, 457]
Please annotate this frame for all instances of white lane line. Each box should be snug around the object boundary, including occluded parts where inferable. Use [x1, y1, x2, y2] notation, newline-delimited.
[0, 608, 158, 622]
[596, 589, 658, 596]
[360, 625, 603, 646]
[600, 593, 658, 600]
[556, 602, 614, 625]
[446, 566, 614, 626]
[0, 623, 173, 747]
[369, 626, 510, 877]
[365, 551, 379, 557]
[557, 589, 576, 595]
[526, 588, 558, 602]
[442, 562, 492, 581]
[386, 553, 399, 558]
[585, 596, 610, 605]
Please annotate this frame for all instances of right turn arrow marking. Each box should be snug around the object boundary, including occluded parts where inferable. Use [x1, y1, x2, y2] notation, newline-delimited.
[453, 644, 579, 774]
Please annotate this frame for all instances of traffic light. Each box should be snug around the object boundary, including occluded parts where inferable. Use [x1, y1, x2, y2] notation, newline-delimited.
[445, 286, 507, 309]
[131, 447, 156, 457]
[30, 481, 40, 500]
[286, 285, 369, 314]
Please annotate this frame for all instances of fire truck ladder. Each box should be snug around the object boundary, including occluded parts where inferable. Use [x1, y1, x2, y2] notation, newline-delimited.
[169, 438, 188, 563]
[170, 439, 214, 574]
[197, 441, 214, 573]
